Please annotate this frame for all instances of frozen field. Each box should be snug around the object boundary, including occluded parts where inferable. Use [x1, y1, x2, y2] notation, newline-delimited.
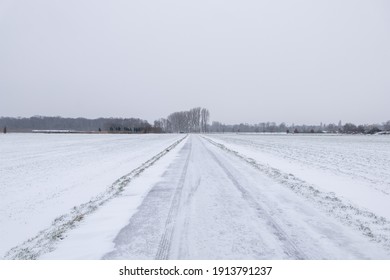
[1, 133, 390, 259]
[208, 134, 390, 194]
[205, 134, 390, 218]
[0, 133, 183, 258]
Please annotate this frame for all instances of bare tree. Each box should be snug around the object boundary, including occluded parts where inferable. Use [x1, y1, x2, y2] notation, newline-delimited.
[384, 120, 390, 131]
[165, 107, 209, 133]
[167, 111, 186, 133]
[200, 108, 210, 133]
[189, 107, 201, 132]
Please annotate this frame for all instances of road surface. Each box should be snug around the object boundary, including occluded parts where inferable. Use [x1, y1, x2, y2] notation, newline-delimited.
[102, 135, 389, 259]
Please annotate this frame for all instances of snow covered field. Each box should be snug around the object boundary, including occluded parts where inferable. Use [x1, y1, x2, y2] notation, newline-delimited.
[205, 134, 390, 218]
[1, 133, 389, 259]
[0, 133, 184, 258]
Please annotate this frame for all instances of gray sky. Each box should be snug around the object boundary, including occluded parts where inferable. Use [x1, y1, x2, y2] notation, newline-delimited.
[1, 0, 389, 125]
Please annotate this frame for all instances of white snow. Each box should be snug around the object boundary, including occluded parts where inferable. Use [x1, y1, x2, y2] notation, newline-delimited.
[44, 136, 390, 259]
[1, 133, 390, 260]
[39, 138, 188, 259]
[0, 133, 183, 258]
[205, 134, 390, 219]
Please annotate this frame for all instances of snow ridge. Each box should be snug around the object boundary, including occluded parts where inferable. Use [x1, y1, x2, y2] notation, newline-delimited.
[3, 135, 187, 260]
[202, 136, 390, 252]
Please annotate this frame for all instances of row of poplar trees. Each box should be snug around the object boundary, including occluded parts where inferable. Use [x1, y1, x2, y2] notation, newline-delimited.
[154, 107, 210, 133]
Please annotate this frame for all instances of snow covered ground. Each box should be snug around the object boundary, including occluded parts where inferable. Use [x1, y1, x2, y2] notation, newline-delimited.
[205, 134, 390, 219]
[1, 133, 390, 259]
[0, 133, 184, 258]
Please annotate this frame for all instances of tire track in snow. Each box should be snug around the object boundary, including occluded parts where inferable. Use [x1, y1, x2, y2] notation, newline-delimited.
[202, 136, 390, 252]
[155, 138, 192, 260]
[200, 138, 307, 259]
[4, 135, 187, 260]
[176, 177, 201, 259]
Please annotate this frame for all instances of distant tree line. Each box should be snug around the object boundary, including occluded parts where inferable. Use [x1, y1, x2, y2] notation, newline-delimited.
[1, 113, 389, 135]
[206, 120, 390, 134]
[0, 108, 211, 134]
[0, 116, 154, 133]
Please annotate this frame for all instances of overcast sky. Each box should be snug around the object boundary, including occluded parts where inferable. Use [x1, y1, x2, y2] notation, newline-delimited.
[1, 0, 389, 125]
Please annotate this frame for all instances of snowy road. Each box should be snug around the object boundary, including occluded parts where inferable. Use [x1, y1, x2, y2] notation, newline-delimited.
[102, 135, 390, 259]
